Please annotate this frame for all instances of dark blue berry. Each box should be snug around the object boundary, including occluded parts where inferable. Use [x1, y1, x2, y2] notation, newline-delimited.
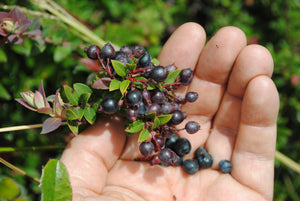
[137, 102, 149, 115]
[151, 91, 165, 104]
[185, 92, 198, 102]
[113, 51, 130, 66]
[137, 52, 152, 67]
[126, 108, 138, 122]
[120, 45, 132, 55]
[148, 103, 161, 115]
[165, 64, 177, 73]
[85, 45, 101, 60]
[158, 148, 178, 165]
[101, 43, 115, 59]
[165, 134, 179, 148]
[151, 66, 168, 82]
[132, 45, 145, 57]
[172, 138, 191, 156]
[195, 147, 208, 158]
[100, 97, 119, 114]
[180, 68, 193, 85]
[126, 90, 142, 108]
[198, 153, 213, 169]
[161, 102, 173, 114]
[182, 159, 199, 175]
[185, 121, 200, 134]
[139, 141, 154, 157]
[169, 110, 185, 125]
[219, 160, 232, 173]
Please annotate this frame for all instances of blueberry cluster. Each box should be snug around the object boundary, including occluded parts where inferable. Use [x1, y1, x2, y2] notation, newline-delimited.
[84, 43, 232, 175]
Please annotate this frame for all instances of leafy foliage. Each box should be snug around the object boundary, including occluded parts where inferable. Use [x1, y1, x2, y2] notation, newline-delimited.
[0, 0, 299, 200]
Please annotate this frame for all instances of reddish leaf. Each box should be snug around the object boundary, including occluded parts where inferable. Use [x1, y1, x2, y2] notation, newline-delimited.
[34, 90, 45, 109]
[92, 78, 110, 89]
[79, 58, 101, 71]
[41, 117, 62, 134]
[15, 98, 37, 111]
[37, 107, 53, 115]
[38, 80, 50, 108]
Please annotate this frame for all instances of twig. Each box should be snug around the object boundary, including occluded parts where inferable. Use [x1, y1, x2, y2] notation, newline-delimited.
[0, 145, 65, 153]
[275, 150, 300, 174]
[0, 122, 67, 133]
[0, 157, 40, 183]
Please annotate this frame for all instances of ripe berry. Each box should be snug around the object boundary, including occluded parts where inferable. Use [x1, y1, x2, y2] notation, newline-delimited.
[165, 133, 179, 148]
[173, 155, 183, 166]
[151, 66, 168, 82]
[126, 90, 142, 108]
[175, 95, 186, 104]
[126, 108, 138, 122]
[142, 90, 151, 105]
[161, 102, 173, 114]
[150, 155, 161, 165]
[172, 138, 191, 156]
[180, 68, 193, 85]
[185, 121, 200, 134]
[139, 141, 154, 157]
[137, 52, 152, 67]
[198, 153, 213, 169]
[151, 91, 165, 104]
[182, 159, 199, 175]
[101, 43, 115, 59]
[143, 66, 154, 78]
[151, 135, 165, 149]
[219, 160, 232, 173]
[132, 45, 145, 57]
[148, 103, 161, 115]
[100, 97, 119, 114]
[185, 92, 198, 102]
[85, 45, 101, 60]
[137, 102, 149, 115]
[169, 110, 185, 125]
[113, 51, 130, 66]
[158, 148, 178, 165]
[120, 45, 132, 55]
[195, 147, 208, 158]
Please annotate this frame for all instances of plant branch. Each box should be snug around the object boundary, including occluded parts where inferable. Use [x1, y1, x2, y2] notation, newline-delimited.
[0, 145, 65, 153]
[0, 157, 40, 183]
[275, 150, 300, 174]
[0, 122, 67, 133]
[28, 0, 118, 49]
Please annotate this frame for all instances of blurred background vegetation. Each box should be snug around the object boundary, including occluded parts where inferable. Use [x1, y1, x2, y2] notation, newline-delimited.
[0, 0, 299, 200]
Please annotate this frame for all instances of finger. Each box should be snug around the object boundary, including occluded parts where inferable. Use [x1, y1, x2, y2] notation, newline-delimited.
[121, 22, 206, 160]
[206, 45, 274, 167]
[60, 116, 126, 198]
[180, 27, 246, 155]
[231, 76, 279, 201]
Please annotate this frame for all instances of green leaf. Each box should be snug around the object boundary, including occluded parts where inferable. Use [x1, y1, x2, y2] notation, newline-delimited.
[125, 120, 144, 133]
[152, 117, 160, 129]
[40, 159, 72, 201]
[84, 107, 96, 124]
[0, 83, 11, 100]
[67, 120, 78, 135]
[164, 69, 182, 85]
[138, 129, 150, 142]
[72, 108, 84, 120]
[73, 83, 92, 96]
[157, 114, 173, 125]
[152, 58, 160, 65]
[126, 63, 136, 71]
[63, 85, 79, 105]
[53, 45, 72, 63]
[109, 79, 121, 91]
[111, 60, 127, 76]
[0, 177, 20, 200]
[146, 82, 156, 90]
[0, 48, 7, 63]
[120, 80, 130, 95]
[78, 93, 91, 108]
[65, 108, 78, 120]
[145, 112, 156, 120]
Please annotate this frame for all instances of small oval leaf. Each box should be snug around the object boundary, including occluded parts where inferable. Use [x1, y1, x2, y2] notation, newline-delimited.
[73, 83, 92, 96]
[164, 69, 182, 85]
[109, 79, 121, 91]
[120, 80, 130, 95]
[41, 118, 62, 134]
[138, 129, 150, 142]
[84, 107, 96, 124]
[157, 114, 173, 125]
[40, 159, 72, 201]
[111, 60, 127, 77]
[125, 120, 144, 133]
[63, 85, 79, 105]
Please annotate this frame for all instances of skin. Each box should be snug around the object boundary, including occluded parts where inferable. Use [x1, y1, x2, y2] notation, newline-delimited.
[60, 23, 279, 201]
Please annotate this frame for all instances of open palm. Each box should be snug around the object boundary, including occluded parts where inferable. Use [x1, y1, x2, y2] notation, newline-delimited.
[61, 23, 279, 201]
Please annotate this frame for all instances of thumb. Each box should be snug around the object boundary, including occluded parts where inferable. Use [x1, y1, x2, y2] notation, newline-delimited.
[60, 115, 126, 198]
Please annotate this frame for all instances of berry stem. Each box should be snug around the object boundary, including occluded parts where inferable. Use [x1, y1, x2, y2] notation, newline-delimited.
[150, 131, 161, 152]
[164, 90, 183, 102]
[162, 82, 181, 89]
[97, 55, 115, 78]
[129, 67, 152, 74]
[128, 77, 149, 83]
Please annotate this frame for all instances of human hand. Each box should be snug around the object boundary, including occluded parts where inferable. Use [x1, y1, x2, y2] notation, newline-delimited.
[60, 23, 279, 201]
